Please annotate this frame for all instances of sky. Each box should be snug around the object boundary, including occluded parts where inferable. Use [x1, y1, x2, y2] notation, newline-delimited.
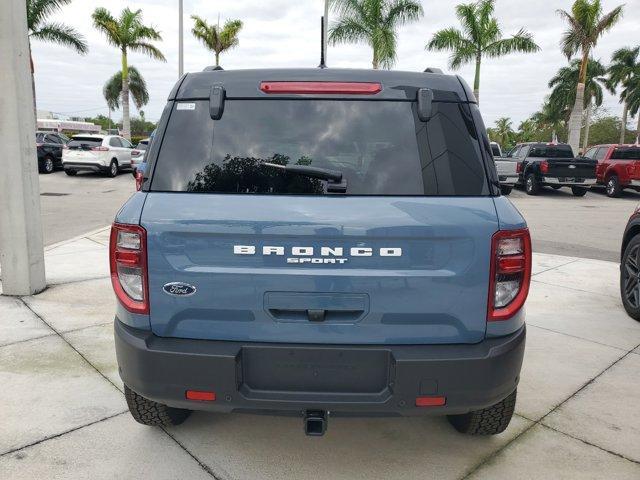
[31, 0, 640, 128]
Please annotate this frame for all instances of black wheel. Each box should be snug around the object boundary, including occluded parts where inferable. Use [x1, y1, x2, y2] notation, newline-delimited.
[447, 390, 517, 435]
[124, 385, 191, 426]
[551, 185, 562, 190]
[108, 159, 118, 177]
[40, 156, 54, 174]
[606, 175, 622, 198]
[500, 185, 513, 196]
[525, 173, 540, 195]
[64, 169, 77, 176]
[620, 235, 640, 321]
[571, 186, 588, 197]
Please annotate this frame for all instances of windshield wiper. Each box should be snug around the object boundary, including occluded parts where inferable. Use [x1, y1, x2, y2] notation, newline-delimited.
[262, 162, 347, 192]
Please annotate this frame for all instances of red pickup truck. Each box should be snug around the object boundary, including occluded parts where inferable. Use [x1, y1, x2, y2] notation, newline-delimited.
[584, 144, 640, 197]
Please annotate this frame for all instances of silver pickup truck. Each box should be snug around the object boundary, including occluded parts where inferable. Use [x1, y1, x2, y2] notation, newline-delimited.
[491, 142, 518, 195]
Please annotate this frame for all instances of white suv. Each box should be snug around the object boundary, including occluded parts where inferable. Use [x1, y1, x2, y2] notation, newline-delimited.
[62, 134, 133, 177]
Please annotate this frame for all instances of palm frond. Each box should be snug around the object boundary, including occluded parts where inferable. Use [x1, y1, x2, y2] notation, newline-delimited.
[129, 42, 167, 62]
[484, 29, 539, 58]
[27, 0, 73, 32]
[30, 21, 88, 54]
[92, 7, 122, 48]
[329, 17, 370, 45]
[385, 0, 423, 28]
[595, 5, 624, 37]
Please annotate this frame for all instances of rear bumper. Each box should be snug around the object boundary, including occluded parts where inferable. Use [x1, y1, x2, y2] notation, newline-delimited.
[498, 175, 518, 185]
[115, 320, 526, 416]
[63, 161, 107, 173]
[541, 177, 596, 186]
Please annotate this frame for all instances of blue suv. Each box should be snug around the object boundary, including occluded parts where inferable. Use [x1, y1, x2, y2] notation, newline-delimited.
[110, 68, 530, 436]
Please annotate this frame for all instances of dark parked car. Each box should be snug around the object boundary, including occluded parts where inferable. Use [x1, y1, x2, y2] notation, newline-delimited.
[505, 142, 597, 196]
[620, 208, 640, 322]
[36, 131, 68, 174]
[111, 68, 530, 437]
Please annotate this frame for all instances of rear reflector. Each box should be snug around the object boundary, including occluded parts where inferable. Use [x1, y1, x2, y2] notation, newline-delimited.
[260, 81, 382, 95]
[186, 390, 216, 401]
[415, 396, 446, 407]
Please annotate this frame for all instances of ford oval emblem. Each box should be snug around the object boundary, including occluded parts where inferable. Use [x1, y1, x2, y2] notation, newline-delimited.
[163, 282, 197, 296]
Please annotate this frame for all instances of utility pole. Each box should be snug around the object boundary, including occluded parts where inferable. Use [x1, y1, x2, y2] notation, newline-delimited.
[0, 0, 46, 295]
[178, 0, 184, 77]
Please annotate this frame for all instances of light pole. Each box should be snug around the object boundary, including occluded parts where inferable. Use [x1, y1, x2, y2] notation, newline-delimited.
[178, 0, 184, 77]
[0, 0, 46, 295]
[323, 0, 329, 65]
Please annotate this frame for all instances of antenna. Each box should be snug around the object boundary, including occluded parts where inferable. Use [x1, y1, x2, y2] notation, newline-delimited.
[318, 16, 327, 69]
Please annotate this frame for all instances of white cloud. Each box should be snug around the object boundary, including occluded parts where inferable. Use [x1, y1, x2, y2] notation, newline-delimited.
[31, 0, 640, 127]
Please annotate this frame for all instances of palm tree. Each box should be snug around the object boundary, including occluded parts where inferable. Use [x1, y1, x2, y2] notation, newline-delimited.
[607, 47, 640, 144]
[92, 7, 166, 139]
[626, 73, 640, 141]
[103, 66, 149, 130]
[191, 15, 243, 67]
[426, 0, 538, 103]
[26, 0, 88, 115]
[548, 59, 606, 150]
[328, 0, 423, 69]
[557, 0, 624, 153]
[490, 117, 515, 147]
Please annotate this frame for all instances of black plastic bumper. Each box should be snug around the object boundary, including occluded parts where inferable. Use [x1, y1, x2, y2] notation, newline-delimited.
[63, 162, 107, 173]
[115, 320, 525, 416]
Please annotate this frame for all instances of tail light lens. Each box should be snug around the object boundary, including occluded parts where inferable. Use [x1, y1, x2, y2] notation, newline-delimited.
[260, 81, 382, 95]
[516, 162, 523, 173]
[135, 170, 144, 191]
[131, 150, 140, 156]
[539, 160, 549, 174]
[109, 223, 149, 314]
[92, 146, 109, 151]
[488, 229, 531, 321]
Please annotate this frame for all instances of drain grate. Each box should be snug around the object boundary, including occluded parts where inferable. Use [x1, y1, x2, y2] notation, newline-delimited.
[40, 192, 70, 196]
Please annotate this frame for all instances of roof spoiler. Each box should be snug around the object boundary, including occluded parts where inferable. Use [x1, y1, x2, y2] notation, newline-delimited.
[424, 67, 443, 74]
[203, 65, 224, 72]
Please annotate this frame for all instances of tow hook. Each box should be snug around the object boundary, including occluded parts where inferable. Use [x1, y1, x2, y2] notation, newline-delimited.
[303, 410, 328, 436]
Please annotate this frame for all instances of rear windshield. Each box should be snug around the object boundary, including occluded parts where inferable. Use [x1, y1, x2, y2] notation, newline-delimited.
[491, 144, 501, 157]
[135, 142, 148, 150]
[150, 100, 489, 196]
[528, 145, 574, 158]
[68, 137, 103, 148]
[611, 147, 640, 160]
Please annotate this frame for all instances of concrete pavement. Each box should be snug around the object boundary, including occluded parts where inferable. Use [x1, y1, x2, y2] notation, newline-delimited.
[1, 227, 639, 479]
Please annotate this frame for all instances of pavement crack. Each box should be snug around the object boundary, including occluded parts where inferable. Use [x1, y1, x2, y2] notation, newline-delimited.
[525, 324, 629, 352]
[160, 427, 225, 480]
[531, 258, 580, 276]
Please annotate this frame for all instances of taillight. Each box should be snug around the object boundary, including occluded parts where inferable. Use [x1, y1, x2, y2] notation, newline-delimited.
[260, 81, 382, 95]
[92, 146, 109, 151]
[539, 160, 549, 174]
[135, 170, 144, 191]
[62, 144, 69, 150]
[516, 162, 523, 173]
[36, 143, 43, 147]
[488, 229, 531, 321]
[131, 150, 140, 156]
[109, 223, 148, 314]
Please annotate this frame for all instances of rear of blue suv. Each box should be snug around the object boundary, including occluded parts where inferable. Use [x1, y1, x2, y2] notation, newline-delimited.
[111, 68, 529, 436]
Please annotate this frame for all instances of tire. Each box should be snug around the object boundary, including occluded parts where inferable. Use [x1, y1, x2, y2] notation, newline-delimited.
[447, 389, 517, 435]
[551, 185, 562, 190]
[606, 175, 622, 198]
[525, 173, 540, 196]
[108, 159, 118, 178]
[620, 235, 640, 321]
[500, 185, 513, 196]
[40, 156, 54, 174]
[124, 385, 191, 427]
[64, 169, 77, 176]
[571, 187, 588, 197]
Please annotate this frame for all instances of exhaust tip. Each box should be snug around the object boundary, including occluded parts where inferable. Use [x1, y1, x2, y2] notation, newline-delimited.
[304, 410, 327, 436]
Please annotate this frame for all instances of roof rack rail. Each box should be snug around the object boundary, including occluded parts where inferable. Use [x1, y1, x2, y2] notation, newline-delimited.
[203, 65, 224, 72]
[423, 67, 443, 74]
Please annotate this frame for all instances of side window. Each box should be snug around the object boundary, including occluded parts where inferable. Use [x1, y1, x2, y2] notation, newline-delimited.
[508, 146, 521, 159]
[594, 147, 608, 161]
[45, 135, 58, 144]
[109, 137, 122, 147]
[518, 146, 529, 158]
[121, 138, 133, 148]
[583, 147, 597, 159]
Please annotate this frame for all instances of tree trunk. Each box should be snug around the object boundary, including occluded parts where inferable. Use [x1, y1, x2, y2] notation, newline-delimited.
[215, 51, 220, 66]
[473, 54, 481, 104]
[637, 113, 640, 144]
[29, 41, 37, 124]
[372, 51, 378, 69]
[567, 82, 585, 155]
[582, 100, 592, 154]
[620, 99, 628, 144]
[121, 49, 131, 140]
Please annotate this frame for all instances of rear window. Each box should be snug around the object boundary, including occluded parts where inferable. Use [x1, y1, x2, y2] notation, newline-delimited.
[150, 100, 489, 196]
[68, 137, 103, 148]
[36, 133, 46, 142]
[611, 147, 640, 160]
[528, 145, 574, 158]
[491, 144, 501, 157]
[135, 142, 148, 150]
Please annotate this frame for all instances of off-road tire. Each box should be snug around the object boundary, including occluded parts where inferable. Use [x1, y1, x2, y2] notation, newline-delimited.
[606, 175, 622, 198]
[500, 185, 513, 196]
[447, 389, 517, 435]
[571, 186, 588, 197]
[620, 234, 640, 321]
[525, 173, 539, 196]
[124, 385, 191, 427]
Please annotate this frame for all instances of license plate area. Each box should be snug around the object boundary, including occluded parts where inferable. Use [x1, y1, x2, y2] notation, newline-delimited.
[558, 177, 584, 183]
[240, 346, 392, 395]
